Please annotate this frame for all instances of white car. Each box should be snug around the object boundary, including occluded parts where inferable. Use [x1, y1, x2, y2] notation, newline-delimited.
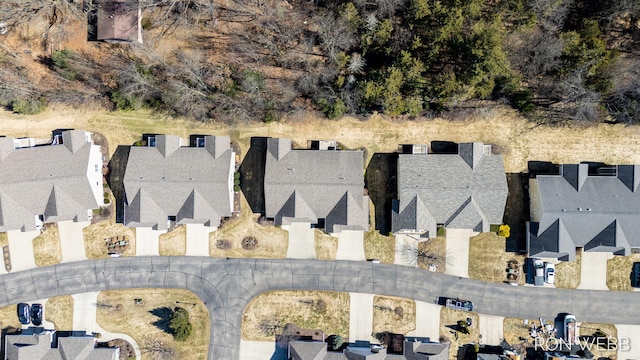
[544, 262, 555, 284]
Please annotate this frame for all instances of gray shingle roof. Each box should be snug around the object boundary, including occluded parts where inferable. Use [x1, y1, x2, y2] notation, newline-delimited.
[0, 130, 103, 232]
[264, 138, 368, 233]
[5, 332, 118, 360]
[123, 135, 234, 230]
[528, 163, 640, 260]
[392, 143, 508, 236]
[287, 339, 448, 360]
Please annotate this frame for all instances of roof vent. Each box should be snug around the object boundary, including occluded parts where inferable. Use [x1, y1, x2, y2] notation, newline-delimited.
[578, 208, 582, 211]
[561, 209, 566, 212]
[162, 176, 167, 181]
[587, 208, 592, 211]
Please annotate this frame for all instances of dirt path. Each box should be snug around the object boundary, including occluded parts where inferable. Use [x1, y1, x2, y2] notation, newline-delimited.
[2, 107, 640, 172]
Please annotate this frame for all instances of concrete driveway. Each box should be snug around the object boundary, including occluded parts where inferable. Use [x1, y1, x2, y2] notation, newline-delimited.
[479, 314, 504, 345]
[58, 220, 90, 263]
[6, 229, 38, 272]
[349, 293, 375, 342]
[335, 230, 365, 261]
[445, 229, 477, 278]
[394, 233, 420, 266]
[186, 224, 213, 256]
[615, 324, 640, 359]
[134, 227, 161, 256]
[283, 222, 316, 259]
[577, 252, 613, 290]
[239, 340, 286, 360]
[407, 300, 441, 339]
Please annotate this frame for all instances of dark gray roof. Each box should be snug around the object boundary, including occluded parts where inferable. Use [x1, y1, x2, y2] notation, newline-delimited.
[264, 138, 368, 233]
[287, 339, 448, 360]
[123, 135, 234, 230]
[392, 143, 507, 236]
[0, 130, 103, 232]
[528, 163, 640, 260]
[5, 332, 118, 360]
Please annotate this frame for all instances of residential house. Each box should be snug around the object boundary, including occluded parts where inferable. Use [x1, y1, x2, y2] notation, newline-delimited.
[4, 330, 119, 360]
[527, 162, 640, 261]
[264, 138, 369, 233]
[97, 0, 143, 44]
[288, 338, 449, 360]
[122, 134, 234, 230]
[392, 142, 508, 237]
[0, 130, 104, 232]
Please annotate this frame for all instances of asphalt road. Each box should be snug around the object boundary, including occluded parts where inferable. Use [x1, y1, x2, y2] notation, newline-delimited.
[1, 257, 637, 359]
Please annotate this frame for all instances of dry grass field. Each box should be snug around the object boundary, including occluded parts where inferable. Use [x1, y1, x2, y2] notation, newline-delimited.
[364, 230, 395, 264]
[315, 230, 338, 260]
[503, 317, 554, 353]
[555, 249, 582, 289]
[468, 233, 526, 285]
[607, 253, 640, 291]
[32, 225, 61, 267]
[372, 295, 416, 336]
[45, 296, 74, 330]
[96, 288, 210, 360]
[159, 226, 187, 256]
[440, 307, 480, 360]
[242, 290, 350, 341]
[0, 232, 8, 248]
[578, 322, 618, 360]
[0, 303, 22, 333]
[83, 218, 136, 259]
[417, 237, 446, 272]
[210, 194, 288, 258]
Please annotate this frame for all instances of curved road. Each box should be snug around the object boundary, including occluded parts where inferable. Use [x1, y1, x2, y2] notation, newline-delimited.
[0, 257, 636, 359]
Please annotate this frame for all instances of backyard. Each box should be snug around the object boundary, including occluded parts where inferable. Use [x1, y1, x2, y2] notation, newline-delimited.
[96, 288, 210, 360]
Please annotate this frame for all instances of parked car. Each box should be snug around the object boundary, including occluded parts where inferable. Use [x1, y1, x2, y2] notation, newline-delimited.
[31, 303, 43, 326]
[17, 303, 30, 325]
[632, 262, 640, 287]
[545, 262, 555, 284]
[526, 258, 545, 286]
[444, 298, 474, 311]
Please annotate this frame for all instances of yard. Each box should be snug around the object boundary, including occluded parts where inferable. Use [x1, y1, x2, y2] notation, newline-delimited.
[158, 225, 187, 256]
[0, 303, 22, 333]
[503, 317, 555, 355]
[607, 253, 640, 291]
[555, 249, 582, 289]
[468, 232, 526, 285]
[578, 322, 618, 360]
[417, 237, 446, 272]
[45, 295, 74, 330]
[83, 217, 136, 259]
[364, 230, 395, 264]
[0, 232, 7, 247]
[315, 230, 338, 260]
[440, 307, 480, 360]
[242, 290, 350, 342]
[372, 295, 416, 336]
[209, 194, 288, 259]
[32, 224, 62, 267]
[96, 288, 210, 360]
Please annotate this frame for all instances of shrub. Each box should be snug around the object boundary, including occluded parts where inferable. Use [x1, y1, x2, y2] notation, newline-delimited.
[104, 198, 111, 204]
[110, 91, 134, 111]
[11, 97, 46, 115]
[234, 172, 241, 180]
[234, 184, 240, 192]
[498, 224, 511, 238]
[51, 49, 73, 69]
[169, 307, 193, 341]
[141, 17, 152, 30]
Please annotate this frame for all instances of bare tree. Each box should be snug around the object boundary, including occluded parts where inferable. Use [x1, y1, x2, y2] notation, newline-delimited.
[141, 337, 176, 360]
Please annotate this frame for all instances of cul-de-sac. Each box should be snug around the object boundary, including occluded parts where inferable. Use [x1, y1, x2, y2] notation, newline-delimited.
[1, 0, 640, 359]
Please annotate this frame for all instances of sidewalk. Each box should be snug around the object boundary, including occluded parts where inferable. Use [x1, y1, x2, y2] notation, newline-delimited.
[72, 292, 142, 359]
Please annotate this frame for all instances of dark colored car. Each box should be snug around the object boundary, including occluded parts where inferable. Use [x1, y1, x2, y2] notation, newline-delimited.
[17, 303, 30, 325]
[632, 262, 640, 287]
[31, 303, 43, 326]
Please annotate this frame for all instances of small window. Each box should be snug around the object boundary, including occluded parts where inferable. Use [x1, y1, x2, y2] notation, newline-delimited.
[196, 137, 205, 148]
[148, 136, 156, 147]
[95, 164, 99, 172]
[168, 215, 177, 221]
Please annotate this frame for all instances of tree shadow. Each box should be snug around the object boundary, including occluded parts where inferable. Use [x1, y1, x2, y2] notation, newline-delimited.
[149, 307, 173, 335]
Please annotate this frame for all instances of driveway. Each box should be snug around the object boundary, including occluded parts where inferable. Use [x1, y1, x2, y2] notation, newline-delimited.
[407, 300, 440, 340]
[335, 230, 365, 261]
[615, 324, 640, 359]
[445, 229, 477, 278]
[72, 291, 142, 359]
[283, 222, 316, 259]
[479, 314, 504, 345]
[239, 340, 286, 360]
[6, 229, 38, 272]
[394, 233, 420, 266]
[58, 220, 89, 263]
[186, 224, 213, 256]
[349, 293, 375, 342]
[134, 227, 161, 256]
[577, 252, 612, 290]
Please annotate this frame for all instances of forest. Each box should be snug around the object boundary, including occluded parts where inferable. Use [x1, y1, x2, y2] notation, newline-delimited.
[0, 0, 638, 123]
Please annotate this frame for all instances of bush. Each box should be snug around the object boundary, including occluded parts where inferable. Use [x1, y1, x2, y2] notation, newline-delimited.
[110, 91, 134, 111]
[498, 224, 511, 238]
[234, 184, 240, 192]
[234, 172, 241, 180]
[11, 97, 46, 115]
[141, 17, 152, 30]
[104, 198, 111, 204]
[51, 49, 73, 69]
[169, 307, 193, 341]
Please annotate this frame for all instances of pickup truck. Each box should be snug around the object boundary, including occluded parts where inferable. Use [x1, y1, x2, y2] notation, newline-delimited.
[526, 258, 545, 286]
[445, 298, 474, 311]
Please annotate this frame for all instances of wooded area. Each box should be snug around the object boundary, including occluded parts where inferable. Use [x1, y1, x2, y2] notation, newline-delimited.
[0, 0, 638, 123]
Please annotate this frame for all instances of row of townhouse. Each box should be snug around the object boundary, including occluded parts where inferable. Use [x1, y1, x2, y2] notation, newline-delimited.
[0, 129, 636, 261]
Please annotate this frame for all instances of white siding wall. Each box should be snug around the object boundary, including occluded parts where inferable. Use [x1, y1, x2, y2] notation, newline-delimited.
[87, 144, 104, 207]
